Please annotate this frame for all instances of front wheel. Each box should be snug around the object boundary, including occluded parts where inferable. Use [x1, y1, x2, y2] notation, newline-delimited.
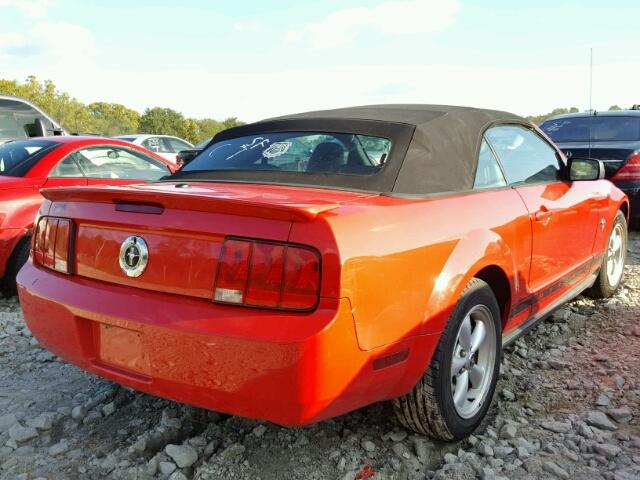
[588, 210, 627, 299]
[393, 278, 501, 441]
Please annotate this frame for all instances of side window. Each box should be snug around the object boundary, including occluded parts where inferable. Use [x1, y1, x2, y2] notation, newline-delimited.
[49, 153, 86, 178]
[485, 125, 562, 185]
[474, 140, 507, 189]
[166, 138, 191, 152]
[142, 137, 170, 153]
[53, 147, 169, 181]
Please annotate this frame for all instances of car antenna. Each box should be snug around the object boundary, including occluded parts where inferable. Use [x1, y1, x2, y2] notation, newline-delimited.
[588, 47, 594, 159]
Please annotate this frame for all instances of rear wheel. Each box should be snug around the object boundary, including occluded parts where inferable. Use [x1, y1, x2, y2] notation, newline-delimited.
[2, 236, 30, 297]
[393, 278, 501, 440]
[588, 210, 627, 299]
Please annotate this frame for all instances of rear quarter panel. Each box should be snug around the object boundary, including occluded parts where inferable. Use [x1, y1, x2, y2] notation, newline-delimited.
[289, 189, 532, 351]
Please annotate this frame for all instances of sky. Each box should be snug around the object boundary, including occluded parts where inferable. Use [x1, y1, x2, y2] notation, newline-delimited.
[1, 0, 639, 122]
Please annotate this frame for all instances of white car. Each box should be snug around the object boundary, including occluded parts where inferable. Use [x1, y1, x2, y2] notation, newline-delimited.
[114, 134, 193, 165]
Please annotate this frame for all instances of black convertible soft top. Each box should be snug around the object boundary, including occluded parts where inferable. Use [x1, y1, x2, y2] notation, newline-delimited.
[170, 104, 528, 196]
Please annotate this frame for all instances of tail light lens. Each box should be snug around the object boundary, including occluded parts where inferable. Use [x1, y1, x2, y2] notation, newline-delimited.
[612, 153, 640, 181]
[214, 238, 320, 311]
[33, 216, 74, 274]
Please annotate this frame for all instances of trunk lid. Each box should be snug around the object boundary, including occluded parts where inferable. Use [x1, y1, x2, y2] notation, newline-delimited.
[41, 181, 373, 299]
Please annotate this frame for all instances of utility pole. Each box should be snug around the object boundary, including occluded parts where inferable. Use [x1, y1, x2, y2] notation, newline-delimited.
[589, 47, 593, 112]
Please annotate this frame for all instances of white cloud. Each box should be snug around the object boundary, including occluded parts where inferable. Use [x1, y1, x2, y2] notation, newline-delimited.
[0, 21, 96, 64]
[0, 0, 57, 17]
[285, 0, 460, 49]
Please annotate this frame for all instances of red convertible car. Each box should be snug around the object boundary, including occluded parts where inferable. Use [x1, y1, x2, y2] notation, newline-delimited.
[0, 136, 174, 295]
[18, 105, 628, 440]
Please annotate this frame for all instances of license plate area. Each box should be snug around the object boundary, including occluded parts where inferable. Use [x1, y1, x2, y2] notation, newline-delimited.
[98, 324, 151, 376]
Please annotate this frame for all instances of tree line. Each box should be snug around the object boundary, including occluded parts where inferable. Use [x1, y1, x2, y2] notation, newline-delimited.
[526, 105, 625, 125]
[0, 76, 243, 144]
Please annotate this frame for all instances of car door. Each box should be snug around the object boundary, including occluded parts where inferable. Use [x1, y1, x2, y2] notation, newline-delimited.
[485, 124, 598, 311]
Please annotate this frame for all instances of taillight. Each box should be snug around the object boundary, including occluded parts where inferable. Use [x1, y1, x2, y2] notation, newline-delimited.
[612, 153, 640, 181]
[213, 238, 320, 311]
[33, 216, 74, 274]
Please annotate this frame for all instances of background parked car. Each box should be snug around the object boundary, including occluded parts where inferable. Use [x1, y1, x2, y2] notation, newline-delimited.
[114, 134, 193, 165]
[541, 110, 640, 226]
[0, 136, 175, 296]
[0, 94, 66, 144]
[175, 137, 212, 167]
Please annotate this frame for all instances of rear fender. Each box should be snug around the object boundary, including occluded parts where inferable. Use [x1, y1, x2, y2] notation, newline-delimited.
[421, 228, 517, 335]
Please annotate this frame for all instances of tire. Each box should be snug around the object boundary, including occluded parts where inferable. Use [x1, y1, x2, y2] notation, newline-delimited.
[588, 210, 627, 299]
[393, 278, 501, 441]
[2, 236, 30, 298]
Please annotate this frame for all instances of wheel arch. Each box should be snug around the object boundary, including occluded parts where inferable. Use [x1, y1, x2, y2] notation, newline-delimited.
[422, 228, 518, 336]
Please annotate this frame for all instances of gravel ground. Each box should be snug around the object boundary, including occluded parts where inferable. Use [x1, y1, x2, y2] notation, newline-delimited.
[1, 235, 639, 480]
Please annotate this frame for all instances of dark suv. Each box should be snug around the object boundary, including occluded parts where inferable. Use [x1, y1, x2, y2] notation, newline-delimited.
[541, 110, 640, 225]
[0, 94, 65, 144]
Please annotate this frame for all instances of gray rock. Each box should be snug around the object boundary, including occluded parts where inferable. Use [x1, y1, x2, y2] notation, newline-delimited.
[542, 461, 570, 479]
[48, 440, 69, 456]
[252, 425, 267, 437]
[593, 443, 621, 459]
[219, 443, 245, 462]
[71, 405, 87, 421]
[587, 411, 618, 431]
[8, 423, 38, 443]
[541, 420, 572, 434]
[596, 393, 611, 406]
[361, 440, 376, 452]
[26, 412, 55, 430]
[159, 461, 177, 475]
[169, 472, 188, 480]
[413, 438, 429, 464]
[0, 413, 18, 433]
[501, 424, 517, 439]
[493, 446, 514, 458]
[102, 402, 116, 417]
[165, 444, 198, 468]
[608, 407, 633, 424]
[478, 442, 494, 457]
[502, 389, 515, 401]
[388, 430, 408, 442]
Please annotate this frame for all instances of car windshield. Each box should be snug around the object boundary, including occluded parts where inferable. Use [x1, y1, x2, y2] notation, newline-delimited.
[541, 116, 640, 142]
[0, 139, 59, 176]
[181, 132, 392, 176]
[195, 138, 212, 149]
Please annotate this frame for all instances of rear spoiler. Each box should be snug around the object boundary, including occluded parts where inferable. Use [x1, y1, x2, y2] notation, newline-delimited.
[40, 185, 340, 223]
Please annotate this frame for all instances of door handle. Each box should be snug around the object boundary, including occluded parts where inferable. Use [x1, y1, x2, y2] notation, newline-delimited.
[534, 208, 552, 223]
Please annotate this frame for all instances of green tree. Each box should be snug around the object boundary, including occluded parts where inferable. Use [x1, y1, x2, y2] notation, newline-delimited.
[139, 107, 186, 137]
[608, 105, 622, 111]
[88, 102, 140, 136]
[526, 107, 580, 125]
[0, 76, 244, 139]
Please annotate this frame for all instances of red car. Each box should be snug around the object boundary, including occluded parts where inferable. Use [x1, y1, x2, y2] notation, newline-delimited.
[1, 136, 174, 295]
[18, 106, 628, 440]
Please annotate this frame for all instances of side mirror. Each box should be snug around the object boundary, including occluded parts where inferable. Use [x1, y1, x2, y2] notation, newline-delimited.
[568, 158, 605, 181]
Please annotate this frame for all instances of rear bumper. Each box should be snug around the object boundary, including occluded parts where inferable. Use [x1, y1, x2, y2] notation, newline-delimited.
[17, 261, 438, 425]
[0, 227, 25, 280]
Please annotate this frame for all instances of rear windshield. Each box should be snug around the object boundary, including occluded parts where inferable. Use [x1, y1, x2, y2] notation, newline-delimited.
[541, 116, 640, 142]
[116, 137, 136, 142]
[181, 132, 392, 176]
[0, 139, 59, 176]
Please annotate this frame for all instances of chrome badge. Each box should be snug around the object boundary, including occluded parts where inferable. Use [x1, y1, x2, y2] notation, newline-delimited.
[119, 236, 149, 277]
